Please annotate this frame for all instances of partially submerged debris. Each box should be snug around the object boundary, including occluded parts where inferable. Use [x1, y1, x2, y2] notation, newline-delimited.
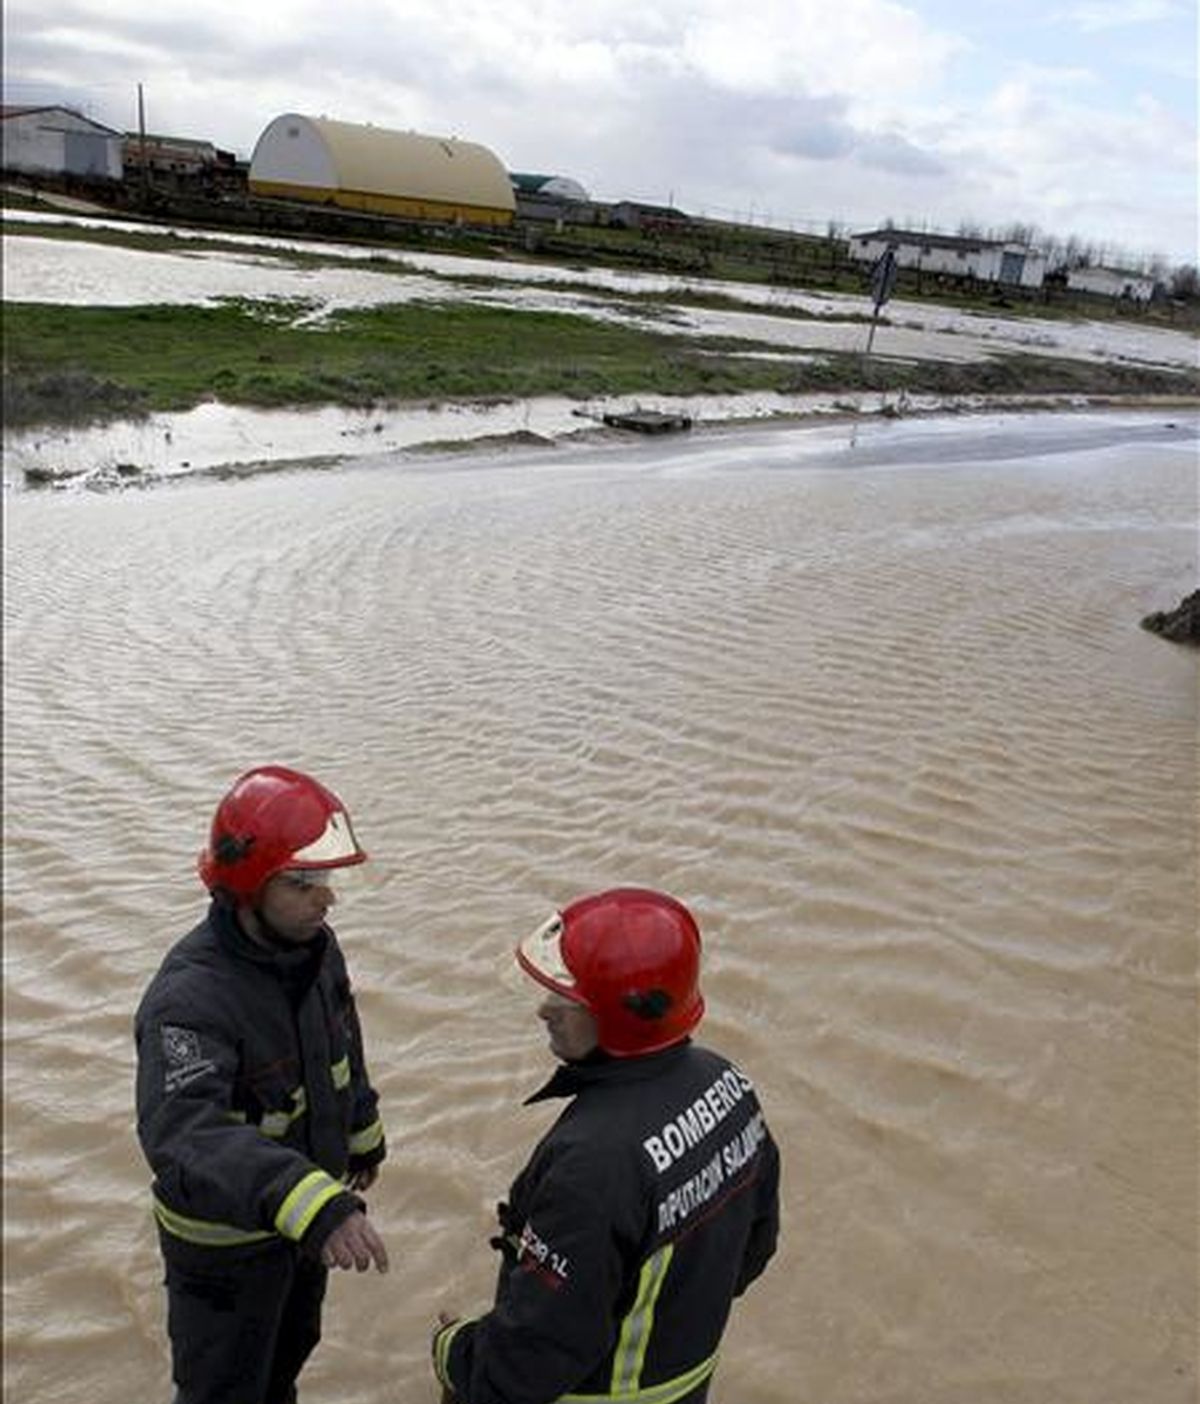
[23, 461, 148, 490]
[600, 409, 694, 434]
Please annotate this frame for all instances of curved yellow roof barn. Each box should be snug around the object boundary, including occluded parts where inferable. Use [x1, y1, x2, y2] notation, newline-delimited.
[248, 114, 515, 227]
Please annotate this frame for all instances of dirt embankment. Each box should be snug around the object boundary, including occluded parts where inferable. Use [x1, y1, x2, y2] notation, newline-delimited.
[1141, 590, 1200, 645]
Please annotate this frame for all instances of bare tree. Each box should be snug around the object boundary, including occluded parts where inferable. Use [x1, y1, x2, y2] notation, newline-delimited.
[1001, 220, 1039, 246]
[1171, 265, 1199, 300]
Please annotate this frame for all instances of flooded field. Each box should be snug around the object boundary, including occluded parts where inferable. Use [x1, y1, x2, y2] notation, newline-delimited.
[6, 212, 1199, 372]
[3, 406, 1197, 1403]
[5, 211, 1197, 495]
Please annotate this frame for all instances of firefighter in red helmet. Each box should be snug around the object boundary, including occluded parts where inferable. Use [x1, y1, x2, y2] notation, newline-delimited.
[135, 766, 389, 1404]
[432, 888, 780, 1404]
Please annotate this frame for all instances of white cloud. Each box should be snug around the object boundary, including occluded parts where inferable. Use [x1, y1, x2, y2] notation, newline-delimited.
[917, 69, 1197, 256]
[26, 24, 160, 65]
[979, 69, 1193, 173]
[678, 0, 966, 100]
[2, 0, 1196, 261]
[1056, 0, 1185, 30]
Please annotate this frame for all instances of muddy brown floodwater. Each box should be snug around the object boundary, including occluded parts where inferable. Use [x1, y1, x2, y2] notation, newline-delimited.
[3, 411, 1196, 1404]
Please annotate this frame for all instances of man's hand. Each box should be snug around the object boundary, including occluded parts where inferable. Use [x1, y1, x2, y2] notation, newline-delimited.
[321, 1211, 389, 1273]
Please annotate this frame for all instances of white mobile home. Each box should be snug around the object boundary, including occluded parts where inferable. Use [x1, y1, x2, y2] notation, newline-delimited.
[1066, 266, 1155, 303]
[1, 105, 123, 181]
[849, 229, 1047, 289]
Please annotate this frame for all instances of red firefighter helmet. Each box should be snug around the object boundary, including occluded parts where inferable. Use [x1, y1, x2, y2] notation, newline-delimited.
[517, 888, 705, 1057]
[197, 765, 366, 901]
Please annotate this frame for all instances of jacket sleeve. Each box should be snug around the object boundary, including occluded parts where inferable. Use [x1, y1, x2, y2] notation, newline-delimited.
[434, 1141, 644, 1404]
[135, 973, 361, 1251]
[734, 1126, 781, 1295]
[331, 948, 386, 1171]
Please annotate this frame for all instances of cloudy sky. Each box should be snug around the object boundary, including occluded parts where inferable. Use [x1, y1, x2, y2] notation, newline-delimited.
[5, 0, 1197, 265]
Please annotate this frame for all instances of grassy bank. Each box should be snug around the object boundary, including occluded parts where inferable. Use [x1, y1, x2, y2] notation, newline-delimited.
[5, 297, 1198, 432]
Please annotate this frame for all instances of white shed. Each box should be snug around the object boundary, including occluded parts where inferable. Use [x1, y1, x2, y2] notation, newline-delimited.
[1, 105, 123, 181]
[848, 229, 1047, 289]
[249, 114, 515, 227]
[510, 172, 589, 202]
[510, 171, 591, 224]
[1066, 266, 1155, 303]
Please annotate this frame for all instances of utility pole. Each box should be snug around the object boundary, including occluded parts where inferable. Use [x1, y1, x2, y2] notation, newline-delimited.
[137, 82, 150, 206]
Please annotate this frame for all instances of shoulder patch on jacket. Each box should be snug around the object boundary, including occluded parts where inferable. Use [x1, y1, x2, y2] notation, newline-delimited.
[161, 1024, 216, 1093]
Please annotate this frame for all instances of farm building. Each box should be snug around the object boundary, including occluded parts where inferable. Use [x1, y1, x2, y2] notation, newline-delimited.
[607, 200, 692, 232]
[1066, 265, 1155, 303]
[511, 172, 589, 202]
[248, 114, 515, 227]
[1, 104, 122, 181]
[848, 228, 1047, 289]
[122, 132, 235, 180]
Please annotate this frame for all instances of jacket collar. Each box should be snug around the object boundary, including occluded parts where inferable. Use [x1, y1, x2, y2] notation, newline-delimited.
[524, 1040, 692, 1104]
[209, 898, 329, 971]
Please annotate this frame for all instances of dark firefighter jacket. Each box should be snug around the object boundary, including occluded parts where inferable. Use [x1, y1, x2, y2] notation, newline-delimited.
[433, 1040, 780, 1404]
[134, 900, 386, 1258]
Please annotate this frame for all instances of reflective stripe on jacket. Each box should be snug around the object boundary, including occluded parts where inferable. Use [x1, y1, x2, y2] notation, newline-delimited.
[434, 1041, 780, 1404]
[135, 900, 386, 1251]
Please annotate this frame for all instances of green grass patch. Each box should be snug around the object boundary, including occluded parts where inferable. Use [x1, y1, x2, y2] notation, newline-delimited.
[4, 297, 1196, 432]
[2, 298, 811, 428]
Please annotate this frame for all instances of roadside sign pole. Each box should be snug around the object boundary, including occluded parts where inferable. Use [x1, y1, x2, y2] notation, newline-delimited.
[864, 246, 898, 363]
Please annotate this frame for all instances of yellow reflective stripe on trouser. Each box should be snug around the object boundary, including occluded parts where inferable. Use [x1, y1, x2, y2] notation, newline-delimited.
[274, 1170, 343, 1241]
[348, 1116, 384, 1157]
[433, 1316, 473, 1386]
[153, 1195, 274, 1247]
[331, 1056, 351, 1089]
[429, 1297, 716, 1404]
[561, 1351, 718, 1404]
[610, 1244, 674, 1393]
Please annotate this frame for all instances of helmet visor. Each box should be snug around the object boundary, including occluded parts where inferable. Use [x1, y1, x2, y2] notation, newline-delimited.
[290, 809, 366, 866]
[274, 865, 365, 897]
[516, 912, 577, 993]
